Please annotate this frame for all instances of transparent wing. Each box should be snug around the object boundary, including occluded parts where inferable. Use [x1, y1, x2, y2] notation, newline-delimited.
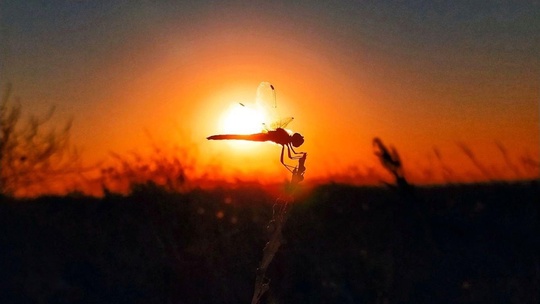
[267, 116, 294, 130]
[256, 82, 293, 130]
[256, 82, 276, 110]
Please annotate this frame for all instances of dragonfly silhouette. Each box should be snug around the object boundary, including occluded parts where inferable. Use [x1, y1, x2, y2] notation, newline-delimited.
[207, 82, 305, 173]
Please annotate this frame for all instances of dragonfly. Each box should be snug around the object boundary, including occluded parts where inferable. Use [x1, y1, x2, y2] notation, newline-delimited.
[207, 82, 306, 173]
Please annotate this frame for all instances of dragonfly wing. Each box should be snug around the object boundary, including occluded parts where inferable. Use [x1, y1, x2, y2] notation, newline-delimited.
[256, 82, 279, 130]
[269, 116, 294, 130]
[256, 82, 276, 109]
[255, 82, 295, 131]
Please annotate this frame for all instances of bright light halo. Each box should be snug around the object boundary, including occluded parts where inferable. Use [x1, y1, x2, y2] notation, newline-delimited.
[220, 104, 264, 135]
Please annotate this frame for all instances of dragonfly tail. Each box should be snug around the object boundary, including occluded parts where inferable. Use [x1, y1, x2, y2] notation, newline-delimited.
[207, 134, 268, 142]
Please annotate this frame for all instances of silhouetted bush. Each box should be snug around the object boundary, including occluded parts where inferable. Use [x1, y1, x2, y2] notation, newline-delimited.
[99, 144, 193, 195]
[0, 84, 81, 197]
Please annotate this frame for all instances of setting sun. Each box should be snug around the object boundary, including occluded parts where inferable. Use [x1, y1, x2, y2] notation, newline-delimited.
[214, 102, 267, 150]
[219, 103, 264, 134]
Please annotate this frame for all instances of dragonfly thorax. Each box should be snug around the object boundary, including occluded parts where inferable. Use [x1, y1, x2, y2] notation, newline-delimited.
[267, 128, 303, 147]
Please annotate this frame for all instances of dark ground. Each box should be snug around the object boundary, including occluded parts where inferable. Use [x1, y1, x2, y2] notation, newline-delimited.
[0, 181, 538, 303]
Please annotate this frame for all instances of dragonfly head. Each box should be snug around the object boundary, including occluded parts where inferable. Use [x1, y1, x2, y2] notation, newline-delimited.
[291, 133, 304, 147]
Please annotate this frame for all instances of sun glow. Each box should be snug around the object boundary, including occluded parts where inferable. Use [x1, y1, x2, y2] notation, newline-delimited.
[216, 103, 266, 149]
[220, 103, 264, 134]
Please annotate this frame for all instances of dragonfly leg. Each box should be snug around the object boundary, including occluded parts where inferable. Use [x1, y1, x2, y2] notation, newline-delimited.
[288, 144, 306, 160]
[290, 145, 306, 157]
[280, 145, 285, 165]
[280, 145, 296, 173]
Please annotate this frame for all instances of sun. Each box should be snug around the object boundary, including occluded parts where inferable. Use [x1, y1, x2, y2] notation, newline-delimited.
[219, 103, 264, 134]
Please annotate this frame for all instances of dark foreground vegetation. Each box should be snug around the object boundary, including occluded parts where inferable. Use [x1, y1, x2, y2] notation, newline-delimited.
[0, 181, 538, 303]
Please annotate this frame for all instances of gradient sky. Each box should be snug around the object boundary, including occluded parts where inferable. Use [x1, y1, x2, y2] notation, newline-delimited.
[1, 0, 539, 184]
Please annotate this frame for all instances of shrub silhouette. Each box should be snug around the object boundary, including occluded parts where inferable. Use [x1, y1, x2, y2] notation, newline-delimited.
[0, 84, 81, 196]
[99, 143, 192, 195]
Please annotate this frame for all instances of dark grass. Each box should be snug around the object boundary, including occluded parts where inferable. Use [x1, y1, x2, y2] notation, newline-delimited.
[0, 181, 538, 303]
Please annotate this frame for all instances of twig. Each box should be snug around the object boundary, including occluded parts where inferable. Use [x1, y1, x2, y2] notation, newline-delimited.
[251, 153, 307, 304]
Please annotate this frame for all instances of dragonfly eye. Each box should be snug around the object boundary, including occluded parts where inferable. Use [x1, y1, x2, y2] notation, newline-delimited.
[291, 133, 304, 147]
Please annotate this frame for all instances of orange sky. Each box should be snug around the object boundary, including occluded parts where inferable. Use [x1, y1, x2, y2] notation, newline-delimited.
[2, 1, 539, 189]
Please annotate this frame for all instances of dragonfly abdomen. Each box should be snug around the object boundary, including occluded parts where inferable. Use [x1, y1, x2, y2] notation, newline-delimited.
[207, 133, 271, 142]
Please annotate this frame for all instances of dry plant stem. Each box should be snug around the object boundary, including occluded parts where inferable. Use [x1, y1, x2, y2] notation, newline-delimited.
[251, 200, 289, 304]
[251, 153, 306, 304]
